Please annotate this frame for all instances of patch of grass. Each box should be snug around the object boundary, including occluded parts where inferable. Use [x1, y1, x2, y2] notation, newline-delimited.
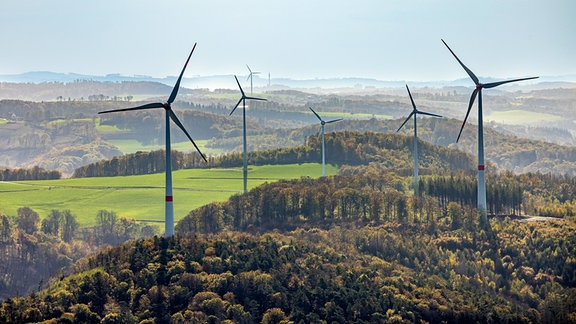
[486, 110, 562, 124]
[0, 118, 8, 125]
[96, 124, 126, 134]
[106, 139, 224, 156]
[0, 163, 337, 226]
[45, 118, 95, 127]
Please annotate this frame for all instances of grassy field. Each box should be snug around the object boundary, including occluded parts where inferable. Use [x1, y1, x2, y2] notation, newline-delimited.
[485, 110, 562, 124]
[0, 163, 337, 227]
[106, 139, 225, 156]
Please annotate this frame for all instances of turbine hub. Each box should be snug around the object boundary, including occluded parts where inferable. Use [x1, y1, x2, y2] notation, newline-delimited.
[164, 103, 171, 110]
[476, 84, 483, 90]
[321, 121, 326, 125]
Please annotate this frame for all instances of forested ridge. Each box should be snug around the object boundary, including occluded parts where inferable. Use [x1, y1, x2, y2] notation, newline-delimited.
[72, 131, 475, 178]
[1, 218, 574, 323]
[3, 146, 576, 321]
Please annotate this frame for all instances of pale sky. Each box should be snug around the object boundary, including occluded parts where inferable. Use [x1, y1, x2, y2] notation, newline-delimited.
[1, 0, 574, 81]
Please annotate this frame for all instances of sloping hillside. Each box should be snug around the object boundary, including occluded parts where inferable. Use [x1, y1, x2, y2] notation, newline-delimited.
[1, 219, 574, 323]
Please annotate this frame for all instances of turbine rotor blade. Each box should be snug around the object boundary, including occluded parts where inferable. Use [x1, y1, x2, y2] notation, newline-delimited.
[234, 75, 246, 98]
[169, 110, 207, 162]
[483, 76, 539, 89]
[441, 39, 480, 85]
[98, 102, 164, 114]
[396, 112, 414, 132]
[309, 107, 323, 122]
[417, 111, 442, 118]
[325, 118, 343, 124]
[246, 64, 252, 73]
[245, 96, 267, 101]
[457, 88, 479, 142]
[168, 43, 197, 104]
[405, 85, 418, 111]
[229, 98, 243, 116]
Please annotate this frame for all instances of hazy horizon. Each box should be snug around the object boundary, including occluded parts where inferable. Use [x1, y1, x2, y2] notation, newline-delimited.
[1, 0, 574, 82]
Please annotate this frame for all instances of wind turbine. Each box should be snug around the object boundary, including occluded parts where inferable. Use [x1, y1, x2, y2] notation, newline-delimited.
[246, 65, 260, 95]
[441, 39, 538, 225]
[230, 75, 267, 193]
[98, 43, 206, 237]
[309, 107, 343, 177]
[396, 85, 442, 196]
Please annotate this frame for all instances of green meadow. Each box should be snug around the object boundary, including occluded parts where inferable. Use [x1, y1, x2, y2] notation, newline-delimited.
[485, 110, 562, 124]
[0, 163, 337, 227]
[106, 139, 224, 156]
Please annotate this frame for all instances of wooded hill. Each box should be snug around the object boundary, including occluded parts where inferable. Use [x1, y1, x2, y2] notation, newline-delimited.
[2, 132, 576, 321]
[71, 131, 475, 178]
[1, 218, 574, 322]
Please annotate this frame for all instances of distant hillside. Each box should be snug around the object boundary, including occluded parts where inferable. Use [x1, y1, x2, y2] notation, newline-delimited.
[0, 80, 184, 102]
[3, 83, 576, 177]
[2, 71, 574, 92]
[72, 131, 475, 178]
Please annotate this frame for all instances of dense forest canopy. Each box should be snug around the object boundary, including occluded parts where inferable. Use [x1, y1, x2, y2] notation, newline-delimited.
[1, 218, 574, 323]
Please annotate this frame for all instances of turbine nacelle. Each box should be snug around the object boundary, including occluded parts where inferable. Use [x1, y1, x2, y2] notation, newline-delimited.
[230, 75, 267, 116]
[442, 39, 538, 142]
[97, 43, 206, 162]
[397, 85, 442, 133]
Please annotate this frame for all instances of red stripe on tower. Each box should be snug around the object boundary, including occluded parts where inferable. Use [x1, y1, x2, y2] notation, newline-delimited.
[478, 165, 485, 171]
[166, 196, 173, 202]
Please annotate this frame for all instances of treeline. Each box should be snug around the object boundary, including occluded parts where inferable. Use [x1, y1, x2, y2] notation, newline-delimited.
[178, 166, 576, 236]
[0, 99, 124, 121]
[71, 150, 206, 178]
[0, 80, 177, 102]
[1, 219, 574, 323]
[0, 207, 158, 301]
[1, 166, 61, 180]
[72, 131, 476, 178]
[176, 170, 522, 235]
[421, 170, 523, 216]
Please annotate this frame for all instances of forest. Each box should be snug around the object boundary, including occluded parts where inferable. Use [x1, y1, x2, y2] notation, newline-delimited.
[1, 131, 576, 321]
[1, 218, 574, 323]
[1, 81, 576, 322]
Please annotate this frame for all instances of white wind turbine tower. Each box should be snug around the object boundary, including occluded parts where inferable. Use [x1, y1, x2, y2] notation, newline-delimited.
[246, 65, 260, 95]
[230, 75, 267, 193]
[309, 107, 343, 177]
[442, 39, 538, 226]
[98, 43, 206, 237]
[396, 85, 442, 196]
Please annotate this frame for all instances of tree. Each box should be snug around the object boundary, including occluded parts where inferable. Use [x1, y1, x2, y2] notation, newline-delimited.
[96, 210, 118, 244]
[448, 202, 463, 230]
[0, 214, 11, 243]
[42, 210, 62, 236]
[261, 307, 290, 324]
[61, 210, 79, 243]
[16, 207, 39, 235]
